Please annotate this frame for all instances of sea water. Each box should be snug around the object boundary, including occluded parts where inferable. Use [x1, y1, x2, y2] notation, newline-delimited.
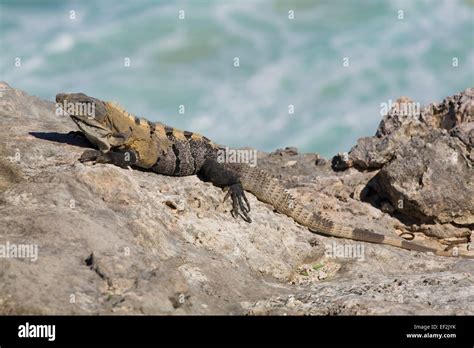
[1, 0, 473, 157]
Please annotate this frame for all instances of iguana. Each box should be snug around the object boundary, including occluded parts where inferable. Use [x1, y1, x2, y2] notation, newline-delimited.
[55, 92, 473, 259]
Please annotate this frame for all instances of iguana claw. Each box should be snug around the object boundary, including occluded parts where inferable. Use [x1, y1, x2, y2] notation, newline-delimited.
[79, 149, 102, 163]
[224, 183, 252, 223]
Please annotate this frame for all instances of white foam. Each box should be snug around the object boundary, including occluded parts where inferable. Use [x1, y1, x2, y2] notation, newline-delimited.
[46, 33, 75, 53]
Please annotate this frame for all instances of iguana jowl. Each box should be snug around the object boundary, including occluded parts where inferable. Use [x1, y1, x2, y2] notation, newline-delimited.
[56, 92, 472, 259]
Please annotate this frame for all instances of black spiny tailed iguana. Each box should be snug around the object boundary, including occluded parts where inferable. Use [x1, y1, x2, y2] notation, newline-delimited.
[55, 92, 472, 259]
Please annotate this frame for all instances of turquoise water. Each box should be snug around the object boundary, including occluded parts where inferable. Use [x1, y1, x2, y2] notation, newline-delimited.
[1, 0, 473, 157]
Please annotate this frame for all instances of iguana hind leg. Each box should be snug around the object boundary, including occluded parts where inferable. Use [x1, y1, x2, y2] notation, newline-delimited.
[198, 158, 251, 222]
[224, 183, 251, 221]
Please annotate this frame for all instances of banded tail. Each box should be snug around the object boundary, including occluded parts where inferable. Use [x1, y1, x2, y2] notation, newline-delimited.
[226, 163, 473, 259]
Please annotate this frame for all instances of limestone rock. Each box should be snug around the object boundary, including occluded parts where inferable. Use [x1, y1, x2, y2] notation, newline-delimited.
[340, 88, 474, 227]
[375, 131, 474, 225]
[347, 88, 474, 170]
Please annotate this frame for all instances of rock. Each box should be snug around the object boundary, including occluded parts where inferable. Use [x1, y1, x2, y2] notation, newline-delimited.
[375, 131, 474, 225]
[282, 160, 297, 167]
[270, 146, 298, 156]
[421, 87, 473, 130]
[376, 96, 421, 137]
[449, 122, 474, 147]
[342, 88, 474, 227]
[417, 224, 471, 240]
[380, 201, 395, 214]
[331, 152, 353, 171]
[349, 88, 473, 170]
[0, 82, 472, 315]
[314, 153, 326, 166]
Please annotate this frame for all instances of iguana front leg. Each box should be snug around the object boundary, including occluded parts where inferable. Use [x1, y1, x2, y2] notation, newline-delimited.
[68, 130, 87, 138]
[198, 158, 251, 222]
[79, 148, 137, 169]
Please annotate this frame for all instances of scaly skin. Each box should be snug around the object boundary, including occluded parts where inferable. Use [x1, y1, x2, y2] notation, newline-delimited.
[225, 163, 471, 258]
[55, 92, 473, 259]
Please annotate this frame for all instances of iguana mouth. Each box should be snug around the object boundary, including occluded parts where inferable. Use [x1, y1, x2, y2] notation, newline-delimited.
[69, 115, 113, 152]
[56, 93, 113, 151]
[70, 115, 111, 138]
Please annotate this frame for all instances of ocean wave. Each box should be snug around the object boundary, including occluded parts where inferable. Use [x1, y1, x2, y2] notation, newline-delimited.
[1, 0, 472, 157]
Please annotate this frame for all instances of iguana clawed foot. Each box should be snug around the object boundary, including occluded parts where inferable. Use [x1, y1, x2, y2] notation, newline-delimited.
[68, 130, 88, 138]
[79, 149, 113, 165]
[79, 149, 102, 163]
[224, 183, 252, 223]
[79, 149, 136, 168]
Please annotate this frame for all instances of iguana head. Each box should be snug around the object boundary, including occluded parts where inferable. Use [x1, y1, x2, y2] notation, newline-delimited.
[56, 92, 127, 152]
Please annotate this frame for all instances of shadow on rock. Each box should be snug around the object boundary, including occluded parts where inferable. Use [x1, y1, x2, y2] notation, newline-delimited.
[29, 131, 92, 148]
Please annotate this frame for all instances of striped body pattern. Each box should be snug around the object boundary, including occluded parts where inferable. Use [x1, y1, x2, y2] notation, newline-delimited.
[104, 101, 220, 175]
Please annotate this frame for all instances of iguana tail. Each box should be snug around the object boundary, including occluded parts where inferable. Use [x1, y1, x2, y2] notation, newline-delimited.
[227, 163, 473, 259]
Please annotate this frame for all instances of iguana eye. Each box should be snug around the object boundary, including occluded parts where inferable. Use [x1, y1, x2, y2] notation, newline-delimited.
[66, 93, 108, 123]
[92, 100, 108, 123]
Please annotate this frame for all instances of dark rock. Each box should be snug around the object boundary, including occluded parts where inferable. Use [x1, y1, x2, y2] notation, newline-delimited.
[331, 152, 353, 171]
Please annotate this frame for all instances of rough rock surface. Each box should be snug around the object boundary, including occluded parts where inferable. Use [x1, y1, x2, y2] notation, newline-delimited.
[350, 90, 473, 170]
[0, 82, 473, 315]
[376, 130, 473, 225]
[343, 89, 474, 228]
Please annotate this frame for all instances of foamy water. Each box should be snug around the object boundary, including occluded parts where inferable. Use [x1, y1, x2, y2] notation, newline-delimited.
[1, 0, 473, 156]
